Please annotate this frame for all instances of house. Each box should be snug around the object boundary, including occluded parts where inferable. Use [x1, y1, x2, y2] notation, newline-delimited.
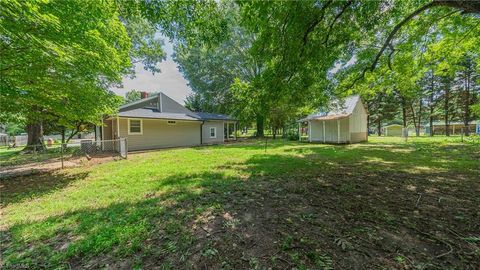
[299, 95, 368, 144]
[99, 92, 237, 151]
[425, 121, 479, 135]
[383, 124, 403, 136]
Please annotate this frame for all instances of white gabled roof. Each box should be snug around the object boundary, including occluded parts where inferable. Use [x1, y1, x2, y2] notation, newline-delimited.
[302, 95, 361, 121]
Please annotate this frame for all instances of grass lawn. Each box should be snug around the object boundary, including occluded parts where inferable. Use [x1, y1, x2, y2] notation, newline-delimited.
[1, 136, 479, 269]
[0, 145, 67, 167]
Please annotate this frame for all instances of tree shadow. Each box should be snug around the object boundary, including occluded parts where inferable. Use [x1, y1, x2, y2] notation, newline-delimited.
[2, 142, 479, 269]
[0, 171, 89, 207]
[0, 147, 65, 167]
[193, 138, 299, 152]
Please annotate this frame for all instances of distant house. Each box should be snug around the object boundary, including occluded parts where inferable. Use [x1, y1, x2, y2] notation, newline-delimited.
[99, 92, 237, 151]
[425, 121, 479, 135]
[383, 124, 403, 136]
[299, 95, 368, 144]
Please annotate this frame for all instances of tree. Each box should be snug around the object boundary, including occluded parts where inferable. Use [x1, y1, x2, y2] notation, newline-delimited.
[136, 1, 479, 138]
[172, 3, 268, 135]
[455, 55, 479, 135]
[0, 0, 170, 150]
[125, 90, 142, 104]
[0, 0, 134, 150]
[419, 68, 442, 136]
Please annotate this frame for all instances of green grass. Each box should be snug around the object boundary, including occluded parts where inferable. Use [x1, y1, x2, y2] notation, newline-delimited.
[0, 145, 70, 167]
[1, 136, 479, 269]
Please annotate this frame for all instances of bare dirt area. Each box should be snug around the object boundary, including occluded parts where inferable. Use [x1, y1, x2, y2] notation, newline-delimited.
[0, 154, 122, 179]
[134, 168, 479, 269]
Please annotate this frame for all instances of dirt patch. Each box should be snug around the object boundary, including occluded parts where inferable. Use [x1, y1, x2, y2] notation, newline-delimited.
[0, 154, 122, 179]
[135, 168, 480, 269]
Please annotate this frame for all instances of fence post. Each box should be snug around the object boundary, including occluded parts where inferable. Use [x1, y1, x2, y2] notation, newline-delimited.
[61, 143, 64, 169]
[125, 138, 128, 159]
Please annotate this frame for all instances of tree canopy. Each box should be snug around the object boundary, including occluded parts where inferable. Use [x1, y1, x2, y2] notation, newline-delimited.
[0, 0, 169, 147]
[151, 0, 479, 135]
[1, 0, 478, 144]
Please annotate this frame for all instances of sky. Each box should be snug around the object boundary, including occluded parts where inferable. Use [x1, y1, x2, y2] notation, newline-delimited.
[111, 38, 192, 105]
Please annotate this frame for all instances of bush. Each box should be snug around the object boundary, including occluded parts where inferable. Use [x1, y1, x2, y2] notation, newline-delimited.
[286, 131, 299, 141]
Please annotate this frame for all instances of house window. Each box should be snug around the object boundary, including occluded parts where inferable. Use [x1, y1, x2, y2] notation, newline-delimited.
[210, 127, 216, 138]
[128, 119, 142, 134]
[167, 120, 176, 125]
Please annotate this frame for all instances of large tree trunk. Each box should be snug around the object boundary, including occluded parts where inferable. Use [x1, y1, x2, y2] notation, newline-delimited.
[410, 103, 418, 137]
[410, 100, 423, 137]
[401, 97, 407, 128]
[417, 99, 423, 136]
[434, 0, 480, 14]
[61, 127, 66, 144]
[256, 115, 264, 137]
[25, 121, 45, 151]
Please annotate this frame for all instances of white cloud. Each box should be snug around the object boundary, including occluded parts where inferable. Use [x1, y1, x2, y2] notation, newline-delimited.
[111, 38, 192, 105]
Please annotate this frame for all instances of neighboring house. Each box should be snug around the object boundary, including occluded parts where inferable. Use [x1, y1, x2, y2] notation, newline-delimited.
[425, 120, 479, 135]
[383, 124, 403, 136]
[100, 92, 237, 151]
[299, 95, 368, 144]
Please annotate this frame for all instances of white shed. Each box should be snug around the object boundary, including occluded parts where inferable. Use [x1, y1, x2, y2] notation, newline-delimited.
[299, 95, 368, 144]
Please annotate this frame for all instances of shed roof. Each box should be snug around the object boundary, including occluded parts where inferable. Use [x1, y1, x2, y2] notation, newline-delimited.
[383, 124, 403, 128]
[300, 95, 361, 121]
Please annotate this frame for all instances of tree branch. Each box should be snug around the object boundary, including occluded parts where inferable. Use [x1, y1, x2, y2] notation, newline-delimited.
[299, 0, 332, 57]
[323, 0, 353, 47]
[347, 1, 439, 89]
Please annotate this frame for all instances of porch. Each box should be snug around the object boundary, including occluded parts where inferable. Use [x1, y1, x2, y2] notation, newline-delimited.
[224, 121, 237, 141]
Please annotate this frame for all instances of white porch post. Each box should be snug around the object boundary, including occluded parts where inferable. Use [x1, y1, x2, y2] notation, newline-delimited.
[337, 120, 340, 144]
[308, 121, 311, 142]
[101, 118, 104, 150]
[322, 121, 326, 143]
[234, 122, 237, 140]
[116, 116, 120, 139]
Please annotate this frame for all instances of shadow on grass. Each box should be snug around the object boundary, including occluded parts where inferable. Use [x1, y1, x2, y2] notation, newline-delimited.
[0, 171, 89, 207]
[2, 142, 479, 269]
[194, 138, 300, 151]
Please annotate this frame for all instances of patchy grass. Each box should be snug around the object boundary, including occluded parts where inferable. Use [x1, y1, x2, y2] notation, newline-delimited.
[0, 145, 68, 167]
[1, 136, 479, 269]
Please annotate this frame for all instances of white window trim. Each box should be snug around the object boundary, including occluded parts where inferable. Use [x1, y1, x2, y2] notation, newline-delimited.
[210, 127, 217, 138]
[128, 118, 143, 135]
